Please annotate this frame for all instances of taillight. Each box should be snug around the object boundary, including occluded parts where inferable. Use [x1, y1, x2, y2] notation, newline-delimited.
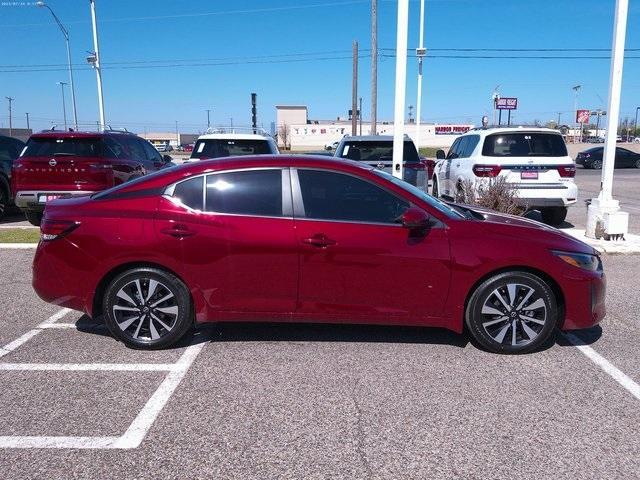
[557, 165, 576, 178]
[40, 219, 80, 241]
[472, 165, 502, 177]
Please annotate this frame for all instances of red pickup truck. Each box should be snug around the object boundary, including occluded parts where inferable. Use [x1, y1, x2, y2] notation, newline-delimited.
[11, 129, 172, 225]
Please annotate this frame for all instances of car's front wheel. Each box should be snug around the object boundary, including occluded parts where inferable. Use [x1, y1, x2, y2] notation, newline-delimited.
[591, 159, 603, 169]
[103, 267, 193, 349]
[465, 271, 558, 354]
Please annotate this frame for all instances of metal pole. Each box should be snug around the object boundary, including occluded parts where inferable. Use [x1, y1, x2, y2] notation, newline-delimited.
[58, 82, 67, 130]
[359, 97, 363, 135]
[89, 0, 106, 130]
[498, 109, 502, 126]
[352, 41, 358, 136]
[175, 120, 179, 146]
[65, 36, 78, 130]
[572, 85, 581, 143]
[392, 0, 409, 179]
[557, 112, 561, 126]
[599, 0, 628, 203]
[26, 112, 30, 130]
[251, 93, 257, 134]
[206, 109, 211, 129]
[415, 0, 425, 151]
[5, 97, 13, 137]
[634, 106, 639, 140]
[508, 110, 511, 126]
[371, 0, 377, 135]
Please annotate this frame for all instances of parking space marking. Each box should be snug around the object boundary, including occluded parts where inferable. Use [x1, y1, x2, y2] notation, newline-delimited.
[0, 308, 72, 359]
[39, 323, 81, 329]
[0, 436, 119, 449]
[37, 308, 72, 327]
[0, 362, 178, 372]
[565, 332, 640, 401]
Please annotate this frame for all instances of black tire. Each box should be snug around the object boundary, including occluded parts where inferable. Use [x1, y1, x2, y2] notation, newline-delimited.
[635, 158, 640, 169]
[0, 178, 8, 221]
[103, 267, 193, 349]
[24, 210, 43, 226]
[431, 177, 439, 197]
[591, 159, 603, 169]
[540, 207, 567, 226]
[465, 271, 558, 354]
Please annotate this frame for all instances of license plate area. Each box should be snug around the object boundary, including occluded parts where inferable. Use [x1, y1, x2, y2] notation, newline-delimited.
[38, 194, 62, 203]
[520, 171, 539, 180]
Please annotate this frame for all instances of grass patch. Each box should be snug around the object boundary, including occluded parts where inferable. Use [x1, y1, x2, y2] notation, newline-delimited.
[419, 147, 442, 158]
[0, 228, 40, 243]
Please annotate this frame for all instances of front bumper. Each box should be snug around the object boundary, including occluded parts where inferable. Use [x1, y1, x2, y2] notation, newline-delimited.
[561, 270, 606, 330]
[15, 190, 94, 211]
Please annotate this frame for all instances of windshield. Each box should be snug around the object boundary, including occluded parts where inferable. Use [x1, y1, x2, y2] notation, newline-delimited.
[372, 170, 465, 219]
[482, 133, 568, 157]
[191, 139, 274, 159]
[340, 141, 420, 162]
[22, 137, 102, 157]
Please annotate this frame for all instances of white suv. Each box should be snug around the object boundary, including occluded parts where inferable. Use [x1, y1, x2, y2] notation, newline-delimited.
[431, 127, 577, 226]
[189, 127, 278, 161]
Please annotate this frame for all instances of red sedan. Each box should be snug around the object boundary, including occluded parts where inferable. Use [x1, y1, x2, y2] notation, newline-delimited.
[33, 155, 605, 354]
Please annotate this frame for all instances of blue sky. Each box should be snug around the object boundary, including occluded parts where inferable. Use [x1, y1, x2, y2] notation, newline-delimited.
[0, 0, 639, 133]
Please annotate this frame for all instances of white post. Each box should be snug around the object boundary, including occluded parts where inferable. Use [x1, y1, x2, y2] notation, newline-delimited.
[392, 0, 409, 179]
[90, 0, 106, 130]
[415, 0, 425, 152]
[586, 0, 629, 239]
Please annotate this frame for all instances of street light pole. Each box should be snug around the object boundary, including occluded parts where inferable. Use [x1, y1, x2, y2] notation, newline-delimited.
[572, 85, 581, 143]
[58, 82, 68, 130]
[415, 0, 425, 152]
[37, 2, 78, 130]
[392, 0, 409, 179]
[26, 112, 30, 130]
[206, 109, 211, 129]
[634, 106, 639, 140]
[89, 0, 106, 130]
[586, 0, 629, 240]
[5, 97, 14, 137]
[370, 0, 377, 135]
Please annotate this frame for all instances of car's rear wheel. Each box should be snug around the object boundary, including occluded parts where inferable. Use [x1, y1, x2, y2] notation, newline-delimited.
[591, 159, 603, 169]
[540, 207, 567, 226]
[635, 158, 640, 169]
[103, 267, 193, 349]
[465, 271, 558, 354]
[24, 210, 42, 226]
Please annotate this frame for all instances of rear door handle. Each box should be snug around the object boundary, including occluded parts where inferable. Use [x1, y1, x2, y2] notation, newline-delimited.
[302, 234, 336, 248]
[160, 225, 196, 238]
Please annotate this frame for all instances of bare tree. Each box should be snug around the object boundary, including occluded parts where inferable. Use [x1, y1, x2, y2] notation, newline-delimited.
[278, 123, 290, 150]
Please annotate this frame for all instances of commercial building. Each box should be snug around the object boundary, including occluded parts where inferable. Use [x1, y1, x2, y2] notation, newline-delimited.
[0, 128, 32, 143]
[138, 132, 199, 148]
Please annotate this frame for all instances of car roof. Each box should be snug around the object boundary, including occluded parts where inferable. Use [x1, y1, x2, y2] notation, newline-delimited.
[196, 134, 273, 141]
[341, 135, 412, 142]
[466, 127, 562, 136]
[30, 130, 136, 139]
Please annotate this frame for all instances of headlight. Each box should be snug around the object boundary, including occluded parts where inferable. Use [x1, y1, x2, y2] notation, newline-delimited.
[553, 251, 602, 272]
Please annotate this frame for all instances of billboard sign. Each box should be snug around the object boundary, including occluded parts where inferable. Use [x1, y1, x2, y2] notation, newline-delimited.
[495, 97, 518, 110]
[434, 125, 471, 135]
[576, 109, 591, 124]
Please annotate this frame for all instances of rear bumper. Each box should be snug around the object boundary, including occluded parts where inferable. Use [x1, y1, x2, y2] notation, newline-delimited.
[15, 190, 94, 210]
[512, 182, 578, 208]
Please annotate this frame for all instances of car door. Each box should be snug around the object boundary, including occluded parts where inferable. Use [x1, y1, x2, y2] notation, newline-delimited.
[155, 167, 298, 315]
[292, 168, 451, 324]
[142, 139, 167, 171]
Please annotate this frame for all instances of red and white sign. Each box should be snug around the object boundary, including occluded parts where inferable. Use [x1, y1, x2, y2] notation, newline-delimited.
[434, 125, 471, 135]
[576, 109, 591, 124]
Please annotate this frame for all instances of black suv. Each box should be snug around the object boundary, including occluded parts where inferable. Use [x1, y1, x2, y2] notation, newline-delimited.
[0, 135, 26, 220]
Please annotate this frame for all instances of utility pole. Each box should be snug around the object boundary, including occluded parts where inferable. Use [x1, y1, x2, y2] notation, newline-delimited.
[392, 0, 409, 179]
[371, 0, 377, 135]
[557, 112, 562, 126]
[572, 84, 581, 143]
[251, 93, 257, 133]
[175, 120, 179, 147]
[89, 0, 106, 130]
[352, 41, 358, 136]
[5, 97, 13, 137]
[57, 82, 68, 130]
[634, 106, 639, 139]
[206, 109, 211, 129]
[26, 112, 30, 130]
[586, 0, 629, 240]
[359, 97, 363, 135]
[415, 0, 426, 150]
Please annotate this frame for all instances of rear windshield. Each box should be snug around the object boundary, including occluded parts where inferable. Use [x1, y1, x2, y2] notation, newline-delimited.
[22, 137, 102, 157]
[191, 139, 273, 159]
[482, 133, 568, 157]
[339, 141, 419, 162]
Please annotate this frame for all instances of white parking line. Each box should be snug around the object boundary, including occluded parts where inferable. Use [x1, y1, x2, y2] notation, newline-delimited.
[564, 332, 640, 401]
[0, 308, 72, 359]
[0, 362, 178, 372]
[37, 308, 72, 327]
[0, 436, 119, 449]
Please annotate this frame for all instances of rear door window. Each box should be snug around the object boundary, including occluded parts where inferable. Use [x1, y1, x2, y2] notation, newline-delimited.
[22, 137, 102, 157]
[339, 141, 419, 162]
[205, 169, 282, 217]
[117, 136, 147, 162]
[173, 176, 204, 210]
[191, 139, 273, 159]
[482, 133, 568, 157]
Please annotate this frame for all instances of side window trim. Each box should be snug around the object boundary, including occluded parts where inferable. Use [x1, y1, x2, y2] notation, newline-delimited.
[291, 167, 408, 226]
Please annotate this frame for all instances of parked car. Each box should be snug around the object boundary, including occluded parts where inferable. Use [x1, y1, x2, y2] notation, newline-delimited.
[0, 135, 26, 220]
[33, 155, 605, 354]
[189, 129, 278, 161]
[431, 127, 577, 226]
[634, 137, 640, 144]
[325, 141, 340, 151]
[11, 129, 172, 226]
[182, 143, 195, 153]
[154, 143, 173, 152]
[576, 146, 640, 169]
[334, 135, 433, 192]
[584, 136, 605, 144]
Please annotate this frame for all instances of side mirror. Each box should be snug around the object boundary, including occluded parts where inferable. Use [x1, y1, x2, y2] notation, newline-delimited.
[162, 155, 172, 163]
[401, 207, 431, 229]
[436, 149, 446, 160]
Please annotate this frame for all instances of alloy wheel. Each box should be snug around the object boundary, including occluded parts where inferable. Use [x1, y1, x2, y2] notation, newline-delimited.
[112, 278, 179, 342]
[480, 283, 547, 347]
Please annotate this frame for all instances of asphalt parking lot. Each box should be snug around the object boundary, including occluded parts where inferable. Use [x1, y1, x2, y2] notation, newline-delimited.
[1, 244, 640, 478]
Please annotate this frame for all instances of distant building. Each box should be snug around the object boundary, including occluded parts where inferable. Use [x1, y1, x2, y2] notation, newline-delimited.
[139, 132, 199, 148]
[0, 128, 32, 142]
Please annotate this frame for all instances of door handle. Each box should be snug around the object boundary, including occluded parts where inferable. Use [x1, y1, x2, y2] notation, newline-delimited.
[455, 163, 460, 167]
[160, 225, 196, 238]
[302, 234, 336, 248]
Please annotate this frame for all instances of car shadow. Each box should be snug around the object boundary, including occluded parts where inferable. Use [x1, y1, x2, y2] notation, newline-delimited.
[554, 325, 603, 347]
[523, 209, 575, 229]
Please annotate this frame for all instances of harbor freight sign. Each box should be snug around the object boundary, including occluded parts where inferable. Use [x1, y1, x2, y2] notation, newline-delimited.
[495, 97, 518, 110]
[434, 125, 471, 135]
[576, 109, 591, 123]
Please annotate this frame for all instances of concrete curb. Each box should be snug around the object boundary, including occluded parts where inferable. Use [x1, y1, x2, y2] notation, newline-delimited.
[561, 228, 640, 254]
[0, 243, 38, 249]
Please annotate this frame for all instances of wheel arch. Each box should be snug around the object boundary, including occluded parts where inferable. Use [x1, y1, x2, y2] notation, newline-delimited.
[91, 261, 198, 321]
[462, 265, 566, 329]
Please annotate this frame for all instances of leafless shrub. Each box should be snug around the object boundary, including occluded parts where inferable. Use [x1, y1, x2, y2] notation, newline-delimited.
[455, 177, 526, 216]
